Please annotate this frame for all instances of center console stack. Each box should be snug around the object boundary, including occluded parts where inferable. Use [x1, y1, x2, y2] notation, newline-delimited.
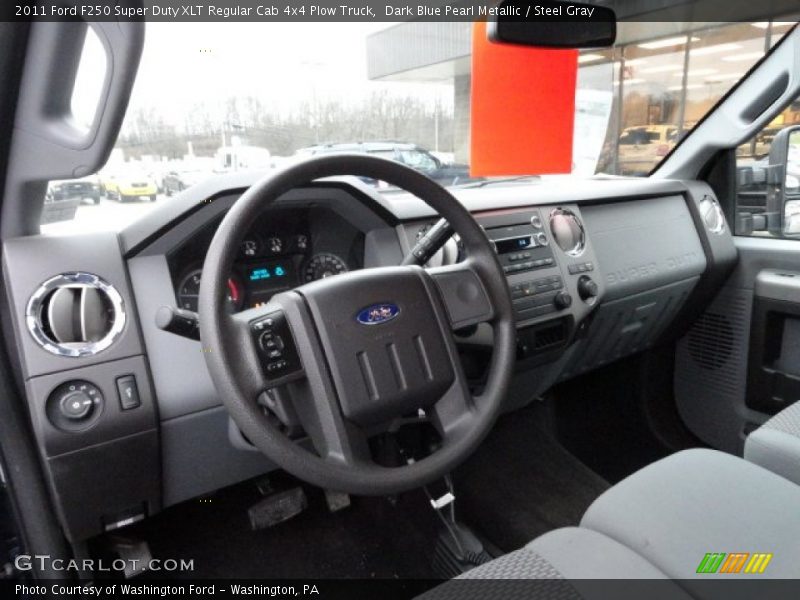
[475, 205, 604, 358]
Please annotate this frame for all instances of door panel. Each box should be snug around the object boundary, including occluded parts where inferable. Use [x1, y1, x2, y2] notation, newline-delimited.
[675, 237, 800, 453]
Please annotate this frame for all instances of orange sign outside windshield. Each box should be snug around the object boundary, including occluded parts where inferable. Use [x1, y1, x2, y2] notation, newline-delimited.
[470, 21, 578, 177]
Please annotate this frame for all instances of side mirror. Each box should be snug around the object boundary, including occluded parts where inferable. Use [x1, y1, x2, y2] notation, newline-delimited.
[767, 125, 800, 236]
[488, 0, 616, 49]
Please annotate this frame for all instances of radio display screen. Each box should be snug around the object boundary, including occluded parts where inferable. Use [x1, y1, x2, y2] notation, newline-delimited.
[495, 235, 534, 254]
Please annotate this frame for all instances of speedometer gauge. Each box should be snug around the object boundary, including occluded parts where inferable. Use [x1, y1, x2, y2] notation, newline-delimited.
[177, 268, 243, 313]
[302, 254, 348, 282]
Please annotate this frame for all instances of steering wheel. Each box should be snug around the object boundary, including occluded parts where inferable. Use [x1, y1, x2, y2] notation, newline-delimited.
[199, 155, 515, 495]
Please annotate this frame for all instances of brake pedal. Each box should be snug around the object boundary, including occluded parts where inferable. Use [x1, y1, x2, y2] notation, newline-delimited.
[248, 487, 307, 531]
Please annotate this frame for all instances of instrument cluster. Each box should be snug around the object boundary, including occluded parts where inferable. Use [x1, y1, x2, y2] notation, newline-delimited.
[171, 207, 363, 313]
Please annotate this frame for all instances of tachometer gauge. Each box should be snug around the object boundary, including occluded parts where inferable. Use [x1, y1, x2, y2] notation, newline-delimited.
[176, 269, 244, 313]
[303, 254, 348, 282]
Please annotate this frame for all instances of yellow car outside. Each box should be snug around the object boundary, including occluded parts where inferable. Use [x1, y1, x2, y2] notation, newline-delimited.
[110, 175, 158, 202]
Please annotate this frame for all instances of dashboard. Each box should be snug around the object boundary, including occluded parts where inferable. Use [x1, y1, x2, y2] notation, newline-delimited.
[2, 173, 738, 542]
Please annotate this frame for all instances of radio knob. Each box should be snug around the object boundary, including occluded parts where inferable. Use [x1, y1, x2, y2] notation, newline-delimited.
[553, 291, 573, 310]
[578, 276, 599, 301]
[534, 232, 548, 246]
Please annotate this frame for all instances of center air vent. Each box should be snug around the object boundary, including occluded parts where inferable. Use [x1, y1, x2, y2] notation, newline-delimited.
[549, 208, 586, 257]
[26, 273, 125, 357]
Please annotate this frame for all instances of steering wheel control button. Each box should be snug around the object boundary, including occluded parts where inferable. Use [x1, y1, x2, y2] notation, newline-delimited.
[253, 317, 274, 331]
[259, 332, 285, 354]
[47, 380, 104, 431]
[250, 312, 302, 384]
[116, 375, 141, 410]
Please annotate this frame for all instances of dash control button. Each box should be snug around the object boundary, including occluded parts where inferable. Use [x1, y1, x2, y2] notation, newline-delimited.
[60, 392, 93, 420]
[116, 375, 141, 410]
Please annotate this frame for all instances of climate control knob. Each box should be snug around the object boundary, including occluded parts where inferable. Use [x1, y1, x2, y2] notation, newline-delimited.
[553, 291, 573, 310]
[577, 276, 599, 302]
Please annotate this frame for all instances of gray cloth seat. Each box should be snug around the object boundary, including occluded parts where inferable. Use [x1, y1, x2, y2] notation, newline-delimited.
[421, 449, 800, 599]
[744, 401, 800, 487]
[418, 527, 691, 600]
[582, 448, 800, 587]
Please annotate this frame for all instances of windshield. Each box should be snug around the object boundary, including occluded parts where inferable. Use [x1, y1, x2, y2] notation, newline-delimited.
[42, 20, 794, 233]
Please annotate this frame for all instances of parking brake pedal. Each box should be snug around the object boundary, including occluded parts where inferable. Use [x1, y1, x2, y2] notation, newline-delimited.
[424, 474, 492, 578]
[107, 536, 153, 579]
[248, 487, 308, 531]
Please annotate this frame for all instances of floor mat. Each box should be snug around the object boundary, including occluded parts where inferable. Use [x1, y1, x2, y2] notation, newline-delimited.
[99, 474, 442, 580]
[552, 354, 681, 483]
[453, 406, 610, 553]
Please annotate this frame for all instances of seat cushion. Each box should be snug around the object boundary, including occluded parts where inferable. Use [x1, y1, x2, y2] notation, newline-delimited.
[417, 527, 690, 600]
[582, 449, 800, 583]
[745, 401, 800, 487]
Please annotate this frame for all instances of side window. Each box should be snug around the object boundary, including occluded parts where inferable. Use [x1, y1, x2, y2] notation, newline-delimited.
[735, 99, 800, 238]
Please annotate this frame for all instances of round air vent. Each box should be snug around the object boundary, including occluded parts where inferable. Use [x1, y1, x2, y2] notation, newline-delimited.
[698, 195, 726, 234]
[549, 208, 586, 257]
[26, 273, 125, 357]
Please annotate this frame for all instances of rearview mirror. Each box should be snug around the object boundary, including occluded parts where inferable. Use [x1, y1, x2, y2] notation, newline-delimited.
[767, 125, 800, 236]
[487, 0, 616, 48]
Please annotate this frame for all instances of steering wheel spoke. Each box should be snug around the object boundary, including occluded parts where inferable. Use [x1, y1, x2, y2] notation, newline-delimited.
[291, 394, 372, 466]
[427, 258, 497, 329]
[428, 380, 479, 442]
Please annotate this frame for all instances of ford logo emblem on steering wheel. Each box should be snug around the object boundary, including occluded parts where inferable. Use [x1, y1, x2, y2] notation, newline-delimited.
[356, 303, 401, 325]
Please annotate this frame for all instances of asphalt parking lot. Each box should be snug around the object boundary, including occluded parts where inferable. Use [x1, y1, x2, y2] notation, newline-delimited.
[42, 195, 170, 235]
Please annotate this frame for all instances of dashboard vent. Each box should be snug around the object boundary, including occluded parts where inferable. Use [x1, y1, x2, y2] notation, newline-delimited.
[26, 273, 125, 357]
[687, 311, 735, 370]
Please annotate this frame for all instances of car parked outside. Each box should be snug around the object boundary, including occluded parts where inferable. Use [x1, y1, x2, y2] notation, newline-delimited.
[163, 169, 209, 196]
[297, 142, 475, 186]
[103, 171, 159, 202]
[46, 174, 102, 205]
[616, 125, 681, 175]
